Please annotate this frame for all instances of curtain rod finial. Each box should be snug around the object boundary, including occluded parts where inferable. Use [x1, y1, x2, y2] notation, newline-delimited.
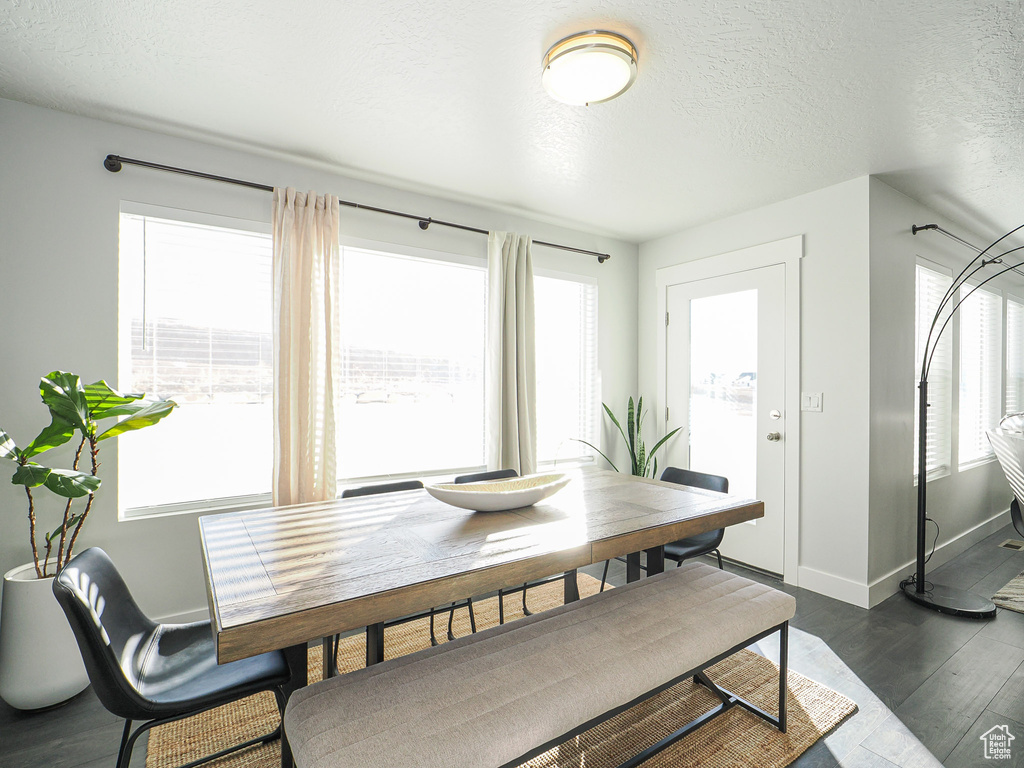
[103, 155, 122, 173]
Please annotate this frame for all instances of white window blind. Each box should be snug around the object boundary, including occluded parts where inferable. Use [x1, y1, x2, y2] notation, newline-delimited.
[118, 212, 273, 511]
[914, 264, 952, 481]
[534, 275, 599, 463]
[959, 283, 1002, 467]
[336, 247, 487, 480]
[1007, 297, 1024, 415]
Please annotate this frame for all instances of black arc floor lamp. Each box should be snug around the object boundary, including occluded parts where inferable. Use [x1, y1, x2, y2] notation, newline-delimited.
[905, 222, 1024, 618]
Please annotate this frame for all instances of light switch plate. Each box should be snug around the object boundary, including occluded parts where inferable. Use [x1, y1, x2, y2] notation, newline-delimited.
[801, 392, 823, 412]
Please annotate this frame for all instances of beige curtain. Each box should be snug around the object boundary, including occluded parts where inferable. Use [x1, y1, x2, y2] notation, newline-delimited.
[272, 188, 340, 506]
[487, 231, 537, 475]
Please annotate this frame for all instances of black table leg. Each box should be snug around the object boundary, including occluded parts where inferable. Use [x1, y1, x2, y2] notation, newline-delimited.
[322, 637, 334, 679]
[366, 622, 384, 666]
[645, 545, 665, 576]
[626, 552, 643, 582]
[563, 569, 580, 603]
[280, 643, 308, 768]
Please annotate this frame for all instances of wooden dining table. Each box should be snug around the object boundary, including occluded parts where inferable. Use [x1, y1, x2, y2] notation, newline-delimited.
[198, 466, 762, 765]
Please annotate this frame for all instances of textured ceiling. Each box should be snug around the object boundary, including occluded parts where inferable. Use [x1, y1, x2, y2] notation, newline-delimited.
[1, 0, 1022, 242]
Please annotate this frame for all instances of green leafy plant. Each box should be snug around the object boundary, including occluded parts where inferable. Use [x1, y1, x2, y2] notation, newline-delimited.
[0, 371, 176, 578]
[576, 396, 682, 478]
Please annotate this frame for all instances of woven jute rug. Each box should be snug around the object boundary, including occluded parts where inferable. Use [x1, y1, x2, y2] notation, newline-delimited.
[993, 571, 1024, 612]
[147, 574, 856, 768]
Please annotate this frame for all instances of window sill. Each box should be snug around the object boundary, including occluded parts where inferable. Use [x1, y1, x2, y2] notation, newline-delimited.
[958, 455, 997, 473]
[120, 493, 273, 522]
[122, 457, 596, 521]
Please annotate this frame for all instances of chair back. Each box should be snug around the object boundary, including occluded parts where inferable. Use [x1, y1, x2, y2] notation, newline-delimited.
[454, 469, 519, 484]
[52, 547, 159, 718]
[660, 467, 729, 494]
[341, 479, 424, 498]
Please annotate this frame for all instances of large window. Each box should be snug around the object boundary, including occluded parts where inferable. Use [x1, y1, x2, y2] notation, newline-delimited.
[118, 211, 273, 512]
[534, 274, 599, 463]
[914, 262, 952, 481]
[119, 214, 599, 513]
[334, 249, 599, 479]
[1007, 295, 1024, 415]
[958, 283, 1002, 468]
[336, 246, 487, 479]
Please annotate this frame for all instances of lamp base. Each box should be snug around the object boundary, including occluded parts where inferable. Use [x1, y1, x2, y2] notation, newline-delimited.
[900, 581, 996, 619]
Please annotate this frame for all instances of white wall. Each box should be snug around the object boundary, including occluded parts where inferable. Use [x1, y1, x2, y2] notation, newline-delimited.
[637, 174, 1018, 608]
[639, 177, 873, 604]
[866, 178, 1019, 604]
[0, 97, 638, 621]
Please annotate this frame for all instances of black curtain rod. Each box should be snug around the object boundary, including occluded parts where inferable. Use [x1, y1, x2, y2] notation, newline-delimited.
[913, 222, 1024, 277]
[103, 154, 611, 263]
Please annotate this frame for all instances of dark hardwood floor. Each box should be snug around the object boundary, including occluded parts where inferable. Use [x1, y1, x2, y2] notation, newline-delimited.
[4, 525, 1024, 767]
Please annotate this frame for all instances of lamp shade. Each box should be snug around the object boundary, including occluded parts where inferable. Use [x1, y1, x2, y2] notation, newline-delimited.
[542, 31, 638, 106]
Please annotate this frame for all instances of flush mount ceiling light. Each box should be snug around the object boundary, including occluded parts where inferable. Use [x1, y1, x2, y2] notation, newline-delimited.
[542, 30, 638, 106]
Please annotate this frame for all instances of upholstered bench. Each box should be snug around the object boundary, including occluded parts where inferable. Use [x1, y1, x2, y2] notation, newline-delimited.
[284, 562, 796, 768]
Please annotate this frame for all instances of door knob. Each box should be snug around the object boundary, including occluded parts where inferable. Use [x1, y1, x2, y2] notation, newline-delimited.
[766, 432, 781, 442]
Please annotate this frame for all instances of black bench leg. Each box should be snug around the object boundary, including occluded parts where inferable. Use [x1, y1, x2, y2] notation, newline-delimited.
[692, 622, 789, 734]
[779, 620, 789, 733]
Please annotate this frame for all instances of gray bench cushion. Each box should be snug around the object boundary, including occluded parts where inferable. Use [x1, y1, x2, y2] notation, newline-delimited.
[284, 562, 795, 768]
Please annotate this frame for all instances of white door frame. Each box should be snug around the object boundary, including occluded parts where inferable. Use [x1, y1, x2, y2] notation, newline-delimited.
[655, 236, 803, 584]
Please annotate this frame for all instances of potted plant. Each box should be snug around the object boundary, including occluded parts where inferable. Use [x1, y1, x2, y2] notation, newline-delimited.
[0, 371, 175, 709]
[577, 396, 681, 478]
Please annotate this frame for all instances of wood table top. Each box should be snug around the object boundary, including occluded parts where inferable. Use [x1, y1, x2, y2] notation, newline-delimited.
[199, 467, 763, 663]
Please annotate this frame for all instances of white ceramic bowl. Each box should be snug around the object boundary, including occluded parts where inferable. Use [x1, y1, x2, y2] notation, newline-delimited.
[425, 473, 571, 512]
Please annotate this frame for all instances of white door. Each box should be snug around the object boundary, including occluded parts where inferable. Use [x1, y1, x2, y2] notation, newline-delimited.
[665, 264, 786, 574]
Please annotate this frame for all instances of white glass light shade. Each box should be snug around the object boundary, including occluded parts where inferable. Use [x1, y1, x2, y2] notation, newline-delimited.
[542, 31, 638, 106]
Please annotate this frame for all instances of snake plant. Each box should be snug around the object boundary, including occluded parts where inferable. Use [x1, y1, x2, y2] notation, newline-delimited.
[576, 396, 681, 478]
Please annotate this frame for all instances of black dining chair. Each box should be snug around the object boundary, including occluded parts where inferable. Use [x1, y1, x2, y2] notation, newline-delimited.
[340, 479, 426, 498]
[453, 468, 520, 484]
[453, 469, 535, 622]
[340, 479, 477, 648]
[52, 547, 291, 768]
[600, 467, 730, 591]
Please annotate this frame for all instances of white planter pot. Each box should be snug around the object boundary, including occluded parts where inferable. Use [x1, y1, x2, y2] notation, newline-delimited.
[0, 562, 89, 710]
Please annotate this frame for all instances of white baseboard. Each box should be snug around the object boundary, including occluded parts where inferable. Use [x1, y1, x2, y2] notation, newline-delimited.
[797, 566, 871, 608]
[866, 508, 1010, 608]
[795, 509, 1010, 609]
